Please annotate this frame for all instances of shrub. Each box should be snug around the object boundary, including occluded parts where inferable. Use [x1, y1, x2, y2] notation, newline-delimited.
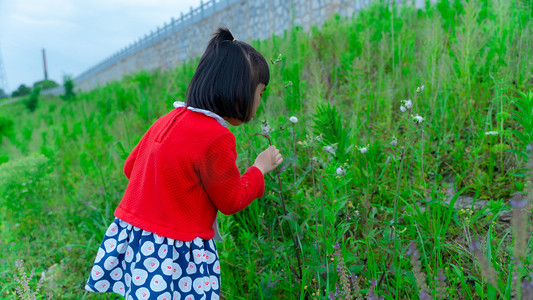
[23, 87, 40, 112]
[0, 116, 14, 139]
[61, 75, 75, 101]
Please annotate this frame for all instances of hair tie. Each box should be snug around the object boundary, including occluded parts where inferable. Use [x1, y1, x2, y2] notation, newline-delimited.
[232, 38, 236, 42]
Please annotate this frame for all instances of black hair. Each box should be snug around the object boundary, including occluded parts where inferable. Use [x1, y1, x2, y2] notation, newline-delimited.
[186, 27, 270, 123]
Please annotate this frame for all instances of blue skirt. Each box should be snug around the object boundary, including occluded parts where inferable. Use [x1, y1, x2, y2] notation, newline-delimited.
[85, 218, 221, 300]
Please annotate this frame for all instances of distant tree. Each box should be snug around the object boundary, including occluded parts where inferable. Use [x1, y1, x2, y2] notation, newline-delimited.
[33, 79, 59, 91]
[11, 84, 31, 98]
[61, 75, 75, 101]
[23, 87, 40, 112]
[0, 88, 7, 99]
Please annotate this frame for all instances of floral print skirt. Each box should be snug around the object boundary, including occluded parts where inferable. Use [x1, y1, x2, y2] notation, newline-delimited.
[85, 218, 221, 300]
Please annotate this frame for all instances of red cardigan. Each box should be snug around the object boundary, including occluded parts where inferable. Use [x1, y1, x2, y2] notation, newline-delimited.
[114, 107, 265, 241]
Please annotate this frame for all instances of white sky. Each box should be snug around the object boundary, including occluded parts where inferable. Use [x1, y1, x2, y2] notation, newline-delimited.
[0, 0, 202, 93]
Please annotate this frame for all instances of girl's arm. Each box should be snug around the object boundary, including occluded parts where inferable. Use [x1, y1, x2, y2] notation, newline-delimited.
[199, 132, 265, 215]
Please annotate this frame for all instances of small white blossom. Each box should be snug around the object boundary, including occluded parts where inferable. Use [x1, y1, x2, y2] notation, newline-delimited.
[289, 116, 298, 124]
[323, 144, 337, 155]
[271, 53, 283, 64]
[416, 85, 424, 93]
[315, 134, 324, 142]
[390, 137, 397, 147]
[261, 120, 273, 135]
[336, 167, 346, 176]
[484, 131, 498, 136]
[358, 146, 368, 154]
[412, 114, 424, 124]
[400, 105, 407, 112]
[404, 99, 413, 110]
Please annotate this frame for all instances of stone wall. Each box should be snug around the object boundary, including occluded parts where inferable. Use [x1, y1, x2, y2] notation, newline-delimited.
[69, 0, 424, 92]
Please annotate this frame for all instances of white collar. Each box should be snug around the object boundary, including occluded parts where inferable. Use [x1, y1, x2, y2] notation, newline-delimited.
[173, 101, 228, 128]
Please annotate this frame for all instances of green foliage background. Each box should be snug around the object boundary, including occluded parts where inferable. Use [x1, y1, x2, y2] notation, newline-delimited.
[0, 0, 532, 299]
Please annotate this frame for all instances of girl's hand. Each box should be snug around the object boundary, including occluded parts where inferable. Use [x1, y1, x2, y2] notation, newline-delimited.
[253, 145, 283, 174]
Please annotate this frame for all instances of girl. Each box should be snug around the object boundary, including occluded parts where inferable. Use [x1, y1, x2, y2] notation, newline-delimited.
[85, 28, 283, 300]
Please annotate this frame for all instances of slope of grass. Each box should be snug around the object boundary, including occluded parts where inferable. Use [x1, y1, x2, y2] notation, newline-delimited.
[0, 0, 532, 299]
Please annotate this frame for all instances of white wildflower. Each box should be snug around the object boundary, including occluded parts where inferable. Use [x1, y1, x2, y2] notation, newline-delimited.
[271, 53, 283, 65]
[484, 131, 498, 136]
[404, 99, 413, 110]
[289, 116, 298, 124]
[358, 146, 368, 154]
[416, 85, 424, 93]
[412, 114, 424, 124]
[261, 120, 273, 135]
[315, 134, 324, 142]
[336, 167, 346, 176]
[400, 105, 407, 112]
[390, 137, 397, 147]
[323, 144, 337, 156]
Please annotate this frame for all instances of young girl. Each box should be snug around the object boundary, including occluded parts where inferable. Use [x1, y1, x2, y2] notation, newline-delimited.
[85, 28, 283, 300]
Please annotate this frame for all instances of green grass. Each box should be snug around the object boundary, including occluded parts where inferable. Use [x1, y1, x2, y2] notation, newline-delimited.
[0, 0, 532, 299]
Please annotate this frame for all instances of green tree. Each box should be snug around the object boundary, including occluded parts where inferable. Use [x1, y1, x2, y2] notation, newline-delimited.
[11, 84, 31, 98]
[33, 79, 59, 91]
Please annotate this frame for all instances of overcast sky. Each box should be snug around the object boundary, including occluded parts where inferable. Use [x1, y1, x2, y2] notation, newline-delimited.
[0, 0, 202, 93]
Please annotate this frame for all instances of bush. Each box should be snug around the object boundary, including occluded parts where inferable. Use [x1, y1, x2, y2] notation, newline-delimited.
[0, 116, 14, 139]
[61, 75, 75, 101]
[23, 87, 40, 112]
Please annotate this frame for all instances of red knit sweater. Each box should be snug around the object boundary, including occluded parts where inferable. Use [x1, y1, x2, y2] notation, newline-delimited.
[114, 107, 265, 241]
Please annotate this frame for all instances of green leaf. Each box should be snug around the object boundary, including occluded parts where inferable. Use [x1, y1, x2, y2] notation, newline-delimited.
[278, 154, 298, 173]
[495, 111, 511, 120]
[505, 149, 528, 160]
[487, 284, 498, 300]
[509, 129, 526, 144]
[475, 282, 485, 298]
[116, 142, 129, 160]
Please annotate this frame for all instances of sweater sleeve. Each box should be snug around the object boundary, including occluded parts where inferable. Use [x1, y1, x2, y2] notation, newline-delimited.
[199, 131, 265, 215]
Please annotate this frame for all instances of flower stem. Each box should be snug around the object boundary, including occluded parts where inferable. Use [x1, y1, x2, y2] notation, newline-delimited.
[251, 129, 303, 281]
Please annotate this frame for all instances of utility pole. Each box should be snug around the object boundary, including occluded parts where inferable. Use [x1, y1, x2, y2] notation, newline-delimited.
[42, 48, 48, 81]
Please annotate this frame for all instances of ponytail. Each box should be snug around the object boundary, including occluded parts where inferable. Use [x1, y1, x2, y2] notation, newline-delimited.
[187, 27, 269, 123]
[206, 27, 235, 52]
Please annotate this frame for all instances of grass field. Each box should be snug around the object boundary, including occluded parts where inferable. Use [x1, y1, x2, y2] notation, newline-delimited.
[0, 0, 532, 299]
